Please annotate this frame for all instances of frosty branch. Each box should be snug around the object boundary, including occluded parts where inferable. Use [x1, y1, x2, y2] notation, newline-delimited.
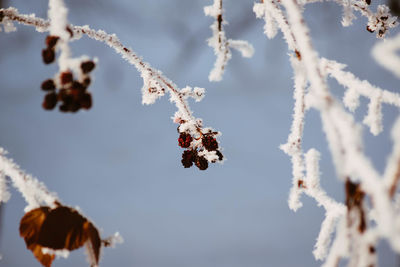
[252, 0, 400, 266]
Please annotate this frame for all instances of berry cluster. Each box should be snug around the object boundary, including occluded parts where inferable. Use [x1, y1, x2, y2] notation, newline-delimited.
[178, 128, 223, 171]
[40, 35, 96, 112]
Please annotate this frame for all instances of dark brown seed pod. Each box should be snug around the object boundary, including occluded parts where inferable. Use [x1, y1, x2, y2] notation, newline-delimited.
[202, 135, 218, 151]
[181, 150, 195, 168]
[71, 81, 85, 91]
[195, 155, 208, 170]
[42, 92, 57, 110]
[81, 61, 96, 74]
[60, 71, 73, 85]
[80, 93, 92, 110]
[178, 132, 192, 148]
[42, 48, 55, 64]
[45, 35, 59, 49]
[41, 79, 56, 91]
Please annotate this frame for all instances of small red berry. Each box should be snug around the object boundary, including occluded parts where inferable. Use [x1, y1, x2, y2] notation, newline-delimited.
[45, 35, 59, 49]
[60, 71, 73, 85]
[195, 156, 208, 170]
[80, 93, 92, 110]
[181, 150, 195, 168]
[41, 79, 56, 91]
[202, 135, 218, 151]
[178, 132, 192, 148]
[81, 61, 95, 74]
[42, 48, 55, 64]
[42, 92, 57, 110]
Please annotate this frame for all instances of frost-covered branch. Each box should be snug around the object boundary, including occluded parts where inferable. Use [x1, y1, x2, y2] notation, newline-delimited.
[0, 148, 58, 212]
[204, 0, 254, 82]
[372, 32, 400, 78]
[0, 7, 224, 169]
[255, 0, 400, 264]
[320, 58, 400, 135]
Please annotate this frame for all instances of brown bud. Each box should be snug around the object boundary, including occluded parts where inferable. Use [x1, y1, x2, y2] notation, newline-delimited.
[41, 79, 56, 91]
[42, 48, 55, 64]
[80, 61, 96, 74]
[42, 92, 57, 110]
[60, 71, 73, 85]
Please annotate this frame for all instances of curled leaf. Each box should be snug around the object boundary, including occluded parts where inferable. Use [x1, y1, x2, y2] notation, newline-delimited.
[19, 205, 101, 267]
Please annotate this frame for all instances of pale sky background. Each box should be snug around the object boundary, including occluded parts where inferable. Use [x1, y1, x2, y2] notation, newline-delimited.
[0, 0, 399, 266]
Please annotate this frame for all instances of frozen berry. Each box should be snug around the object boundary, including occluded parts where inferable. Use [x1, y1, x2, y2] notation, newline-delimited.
[42, 48, 55, 64]
[42, 92, 57, 110]
[202, 135, 218, 151]
[71, 81, 85, 92]
[81, 61, 95, 74]
[181, 150, 195, 168]
[0, 11, 4, 22]
[178, 132, 192, 148]
[45, 35, 59, 49]
[80, 93, 92, 109]
[41, 79, 56, 91]
[365, 0, 371, 5]
[60, 71, 73, 85]
[195, 156, 208, 170]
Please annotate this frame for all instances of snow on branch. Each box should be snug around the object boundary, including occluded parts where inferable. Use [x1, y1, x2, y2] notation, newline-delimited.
[372, 32, 400, 79]
[256, 0, 400, 264]
[0, 7, 224, 169]
[0, 148, 58, 212]
[383, 117, 400, 198]
[204, 0, 254, 82]
[320, 58, 400, 135]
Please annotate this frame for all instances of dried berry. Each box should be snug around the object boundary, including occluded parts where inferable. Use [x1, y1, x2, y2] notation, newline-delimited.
[81, 61, 95, 74]
[80, 93, 92, 109]
[42, 48, 55, 64]
[45, 35, 59, 49]
[181, 150, 195, 168]
[42, 92, 57, 110]
[195, 155, 208, 170]
[41, 79, 56, 91]
[202, 135, 218, 151]
[60, 71, 73, 85]
[71, 81, 86, 92]
[178, 132, 192, 148]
